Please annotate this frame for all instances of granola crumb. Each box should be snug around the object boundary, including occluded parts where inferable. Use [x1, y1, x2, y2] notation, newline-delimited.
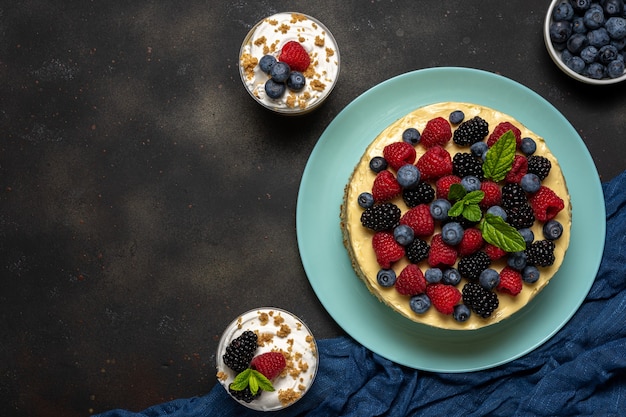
[310, 79, 326, 91]
[278, 388, 302, 406]
[216, 371, 228, 381]
[277, 323, 291, 338]
[315, 36, 325, 47]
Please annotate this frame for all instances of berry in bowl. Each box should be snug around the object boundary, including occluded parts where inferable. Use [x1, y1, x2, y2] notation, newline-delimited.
[544, 0, 626, 84]
[215, 308, 318, 411]
[239, 12, 340, 115]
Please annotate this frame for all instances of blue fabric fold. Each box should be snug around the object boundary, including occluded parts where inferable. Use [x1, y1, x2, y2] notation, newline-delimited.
[96, 171, 626, 417]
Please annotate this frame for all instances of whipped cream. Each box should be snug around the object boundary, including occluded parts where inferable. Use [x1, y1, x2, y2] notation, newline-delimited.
[216, 308, 318, 411]
[239, 12, 340, 113]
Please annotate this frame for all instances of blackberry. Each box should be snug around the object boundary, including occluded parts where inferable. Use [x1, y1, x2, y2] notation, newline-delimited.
[446, 215, 479, 229]
[527, 155, 552, 181]
[223, 330, 258, 373]
[505, 203, 536, 229]
[525, 240, 556, 267]
[458, 251, 492, 281]
[402, 182, 435, 207]
[405, 237, 430, 263]
[462, 282, 499, 318]
[452, 152, 484, 180]
[229, 384, 261, 403]
[501, 183, 528, 209]
[452, 116, 490, 146]
[360, 203, 401, 231]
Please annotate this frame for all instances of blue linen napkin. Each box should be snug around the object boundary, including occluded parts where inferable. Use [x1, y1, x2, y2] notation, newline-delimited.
[96, 170, 626, 417]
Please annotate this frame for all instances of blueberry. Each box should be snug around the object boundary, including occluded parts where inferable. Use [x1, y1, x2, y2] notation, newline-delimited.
[580, 45, 599, 63]
[566, 56, 586, 73]
[598, 44, 619, 64]
[487, 205, 507, 221]
[588, 28, 611, 48]
[461, 175, 481, 192]
[369, 156, 388, 173]
[479, 268, 500, 290]
[585, 62, 606, 78]
[377, 269, 397, 287]
[543, 219, 563, 240]
[567, 33, 589, 54]
[572, 16, 587, 34]
[259, 55, 277, 73]
[561, 48, 575, 64]
[520, 137, 537, 155]
[286, 71, 306, 91]
[604, 0, 624, 17]
[269, 61, 290, 83]
[607, 59, 625, 78]
[507, 251, 527, 271]
[611, 37, 626, 51]
[522, 265, 540, 284]
[449, 110, 465, 124]
[606, 17, 626, 39]
[521, 173, 541, 193]
[518, 228, 534, 246]
[358, 192, 375, 208]
[397, 164, 420, 188]
[553, 1, 575, 21]
[264, 79, 286, 99]
[402, 128, 421, 145]
[409, 294, 431, 314]
[430, 199, 451, 221]
[443, 268, 462, 286]
[470, 141, 488, 158]
[425, 268, 443, 284]
[453, 304, 471, 322]
[441, 221, 464, 246]
[393, 224, 415, 246]
[583, 8, 606, 30]
[572, 0, 591, 14]
[550, 21, 573, 43]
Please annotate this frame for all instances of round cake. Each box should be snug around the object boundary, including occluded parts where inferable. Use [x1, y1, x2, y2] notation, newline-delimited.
[340, 102, 571, 330]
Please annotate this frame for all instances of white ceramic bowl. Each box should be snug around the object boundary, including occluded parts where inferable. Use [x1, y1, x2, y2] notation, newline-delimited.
[239, 12, 340, 115]
[543, 0, 626, 85]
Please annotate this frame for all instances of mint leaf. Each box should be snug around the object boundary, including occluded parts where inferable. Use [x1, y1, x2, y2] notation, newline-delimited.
[251, 370, 274, 392]
[448, 183, 466, 201]
[448, 200, 465, 218]
[479, 213, 526, 252]
[463, 204, 483, 222]
[464, 190, 485, 205]
[231, 369, 252, 391]
[229, 368, 275, 396]
[483, 130, 516, 182]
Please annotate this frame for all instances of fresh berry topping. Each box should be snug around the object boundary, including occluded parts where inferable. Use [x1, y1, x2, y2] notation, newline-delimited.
[223, 330, 258, 373]
[428, 234, 458, 268]
[528, 186, 565, 222]
[457, 227, 484, 256]
[393, 224, 415, 246]
[449, 110, 465, 125]
[520, 137, 537, 155]
[453, 304, 471, 322]
[278, 41, 311, 72]
[452, 152, 484, 180]
[265, 79, 286, 98]
[458, 251, 492, 281]
[479, 268, 500, 290]
[487, 205, 508, 221]
[409, 293, 431, 314]
[400, 204, 434, 237]
[500, 183, 527, 209]
[452, 116, 489, 146]
[462, 282, 499, 318]
[402, 182, 435, 207]
[229, 383, 261, 403]
[360, 202, 401, 231]
[250, 351, 287, 380]
[396, 164, 420, 188]
[435, 175, 462, 199]
[505, 203, 536, 229]
[460, 175, 481, 192]
[430, 198, 451, 221]
[286, 71, 306, 91]
[372, 231, 405, 269]
[420, 117, 452, 148]
[426, 283, 462, 315]
[369, 156, 388, 173]
[483, 243, 507, 261]
[442, 267, 462, 285]
[402, 127, 421, 145]
[377, 269, 397, 287]
[441, 221, 464, 245]
[372, 170, 402, 202]
[269, 61, 291, 83]
[383, 141, 417, 171]
[487, 121, 522, 147]
[425, 268, 443, 283]
[522, 265, 540, 283]
[543, 219, 564, 240]
[416, 146, 453, 181]
[504, 155, 528, 183]
[527, 155, 552, 180]
[518, 228, 535, 246]
[396, 264, 427, 295]
[498, 266, 523, 296]
[507, 251, 528, 270]
[520, 173, 542, 194]
[479, 180, 502, 208]
[405, 237, 430, 263]
[470, 141, 489, 159]
[357, 192, 375, 208]
[259, 55, 277, 73]
[525, 240, 556, 267]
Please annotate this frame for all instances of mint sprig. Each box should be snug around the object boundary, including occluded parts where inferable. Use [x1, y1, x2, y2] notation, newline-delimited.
[447, 184, 485, 222]
[230, 368, 275, 395]
[482, 130, 516, 182]
[478, 213, 526, 252]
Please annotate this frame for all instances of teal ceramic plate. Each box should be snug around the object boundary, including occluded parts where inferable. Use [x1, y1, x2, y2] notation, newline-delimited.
[296, 67, 606, 372]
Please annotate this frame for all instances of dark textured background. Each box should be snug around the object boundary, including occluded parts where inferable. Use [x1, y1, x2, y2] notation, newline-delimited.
[1, 1, 625, 416]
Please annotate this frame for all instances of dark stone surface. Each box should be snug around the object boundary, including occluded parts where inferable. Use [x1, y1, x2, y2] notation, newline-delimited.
[1, 1, 624, 416]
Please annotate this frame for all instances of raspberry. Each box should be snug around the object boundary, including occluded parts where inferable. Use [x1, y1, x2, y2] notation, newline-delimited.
[360, 202, 401, 231]
[457, 227, 484, 256]
[497, 266, 523, 296]
[528, 186, 565, 222]
[527, 155, 552, 180]
[452, 116, 490, 146]
[278, 41, 311, 72]
[487, 121, 522, 147]
[372, 170, 401, 202]
[405, 238, 430, 263]
[462, 282, 499, 318]
[416, 146, 453, 181]
[383, 141, 417, 171]
[505, 203, 535, 229]
[452, 152, 484, 179]
[420, 117, 452, 148]
[396, 264, 427, 295]
[372, 231, 405, 269]
[501, 183, 528, 209]
[458, 251, 491, 281]
[479, 180, 502, 208]
[400, 204, 434, 237]
[223, 330, 258, 373]
[483, 243, 507, 261]
[435, 175, 461, 199]
[426, 283, 461, 315]
[428, 234, 458, 268]
[504, 155, 528, 183]
[402, 182, 435, 207]
[250, 351, 287, 380]
[525, 240, 556, 267]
